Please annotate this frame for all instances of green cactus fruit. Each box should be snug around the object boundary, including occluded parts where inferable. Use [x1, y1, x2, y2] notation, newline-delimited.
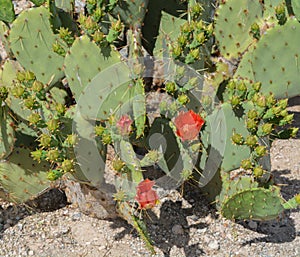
[47, 119, 59, 132]
[47, 169, 63, 181]
[165, 81, 176, 94]
[9, 7, 67, 85]
[275, 3, 287, 25]
[39, 134, 52, 147]
[0, 0, 15, 23]
[214, 0, 263, 60]
[253, 166, 264, 177]
[61, 159, 73, 172]
[64, 133, 77, 146]
[245, 135, 258, 147]
[241, 159, 252, 170]
[46, 149, 60, 162]
[231, 132, 244, 145]
[112, 159, 125, 172]
[177, 93, 189, 105]
[32, 81, 44, 92]
[0, 147, 50, 203]
[31, 149, 43, 162]
[27, 113, 41, 125]
[64, 35, 120, 101]
[0, 106, 15, 159]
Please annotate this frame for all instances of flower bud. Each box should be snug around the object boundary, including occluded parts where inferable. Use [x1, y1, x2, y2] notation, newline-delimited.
[112, 159, 125, 172]
[241, 159, 252, 170]
[165, 81, 176, 93]
[261, 123, 273, 135]
[102, 133, 112, 144]
[177, 94, 189, 105]
[55, 103, 66, 115]
[255, 145, 267, 157]
[95, 125, 105, 136]
[252, 82, 261, 91]
[32, 80, 43, 92]
[31, 150, 43, 162]
[47, 119, 59, 132]
[61, 159, 73, 172]
[253, 166, 264, 177]
[46, 149, 60, 162]
[27, 113, 41, 125]
[245, 135, 258, 147]
[230, 95, 240, 107]
[65, 134, 77, 146]
[295, 194, 300, 204]
[47, 169, 63, 181]
[247, 109, 258, 119]
[39, 134, 52, 147]
[246, 119, 257, 131]
[231, 132, 244, 145]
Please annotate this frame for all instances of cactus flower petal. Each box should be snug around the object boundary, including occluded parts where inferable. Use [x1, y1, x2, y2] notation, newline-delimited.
[135, 179, 159, 209]
[116, 114, 133, 136]
[174, 110, 205, 141]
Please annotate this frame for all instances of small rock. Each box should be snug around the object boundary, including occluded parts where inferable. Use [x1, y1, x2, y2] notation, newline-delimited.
[72, 212, 82, 221]
[17, 223, 23, 231]
[248, 220, 258, 230]
[6, 219, 13, 225]
[28, 250, 34, 256]
[171, 224, 184, 235]
[208, 240, 220, 250]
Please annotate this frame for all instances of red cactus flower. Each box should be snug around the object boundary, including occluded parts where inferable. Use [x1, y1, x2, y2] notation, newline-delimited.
[174, 110, 205, 141]
[135, 179, 159, 209]
[116, 114, 133, 135]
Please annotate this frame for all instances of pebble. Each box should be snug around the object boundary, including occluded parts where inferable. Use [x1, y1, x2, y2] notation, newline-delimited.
[28, 250, 34, 256]
[248, 220, 258, 230]
[208, 240, 220, 250]
[72, 212, 82, 221]
[171, 224, 184, 235]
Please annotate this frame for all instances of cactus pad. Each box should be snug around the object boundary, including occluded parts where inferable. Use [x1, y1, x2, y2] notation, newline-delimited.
[0, 147, 50, 203]
[9, 6, 66, 85]
[0, 106, 15, 159]
[0, 0, 15, 23]
[64, 35, 120, 101]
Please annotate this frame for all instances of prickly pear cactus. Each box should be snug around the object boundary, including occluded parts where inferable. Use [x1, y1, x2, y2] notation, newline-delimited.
[0, 0, 15, 23]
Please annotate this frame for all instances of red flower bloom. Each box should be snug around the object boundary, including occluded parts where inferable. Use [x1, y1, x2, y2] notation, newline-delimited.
[135, 179, 159, 209]
[116, 114, 133, 135]
[174, 110, 205, 141]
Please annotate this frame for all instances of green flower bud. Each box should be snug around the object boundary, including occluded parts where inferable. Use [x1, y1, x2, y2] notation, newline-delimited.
[250, 22, 260, 39]
[231, 132, 244, 145]
[181, 22, 191, 33]
[65, 134, 77, 146]
[252, 82, 261, 91]
[261, 123, 273, 135]
[47, 169, 63, 181]
[196, 32, 205, 44]
[237, 82, 247, 92]
[0, 86, 8, 101]
[24, 71, 35, 81]
[27, 113, 41, 124]
[178, 34, 187, 46]
[55, 103, 66, 115]
[16, 71, 26, 82]
[52, 42, 66, 56]
[230, 95, 240, 107]
[190, 48, 200, 59]
[165, 81, 176, 93]
[61, 159, 73, 172]
[227, 80, 236, 90]
[241, 159, 252, 170]
[111, 19, 122, 31]
[255, 145, 267, 157]
[206, 23, 213, 36]
[47, 149, 60, 162]
[112, 159, 125, 172]
[39, 134, 52, 147]
[246, 119, 257, 131]
[283, 114, 294, 124]
[256, 95, 266, 108]
[12, 85, 25, 98]
[146, 150, 160, 162]
[266, 93, 276, 107]
[278, 99, 288, 109]
[253, 166, 264, 177]
[172, 44, 182, 58]
[95, 125, 105, 136]
[47, 119, 59, 132]
[181, 169, 193, 180]
[245, 135, 258, 147]
[280, 109, 288, 117]
[275, 4, 287, 25]
[177, 94, 189, 105]
[159, 101, 168, 111]
[102, 133, 112, 144]
[291, 127, 299, 137]
[31, 150, 43, 162]
[247, 110, 258, 119]
[93, 30, 104, 42]
[24, 97, 35, 109]
[32, 80, 43, 92]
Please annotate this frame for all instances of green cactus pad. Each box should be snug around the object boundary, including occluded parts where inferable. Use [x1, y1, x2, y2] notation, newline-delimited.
[221, 186, 285, 221]
[0, 106, 15, 159]
[250, 18, 300, 98]
[153, 11, 186, 57]
[112, 0, 149, 27]
[0, 21, 11, 56]
[133, 79, 146, 138]
[64, 35, 120, 101]
[9, 6, 66, 85]
[214, 0, 263, 60]
[0, 60, 31, 120]
[0, 147, 50, 203]
[0, 0, 15, 23]
[292, 0, 300, 21]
